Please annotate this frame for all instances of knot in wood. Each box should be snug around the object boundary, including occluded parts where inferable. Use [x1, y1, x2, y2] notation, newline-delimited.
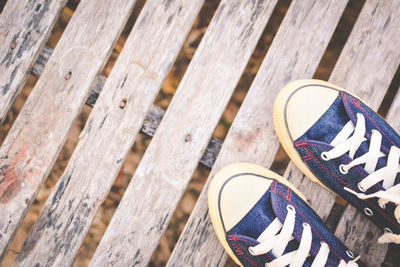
[184, 134, 192, 142]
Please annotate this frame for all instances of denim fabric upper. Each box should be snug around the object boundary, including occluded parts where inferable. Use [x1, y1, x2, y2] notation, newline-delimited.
[294, 91, 400, 234]
[222, 176, 364, 267]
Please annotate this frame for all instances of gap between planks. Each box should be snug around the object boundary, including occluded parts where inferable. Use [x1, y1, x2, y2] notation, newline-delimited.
[0, 0, 68, 124]
[31, 46, 223, 169]
[0, 0, 138, 261]
[13, 0, 206, 266]
[90, 0, 278, 266]
[168, 0, 350, 265]
[169, 0, 400, 266]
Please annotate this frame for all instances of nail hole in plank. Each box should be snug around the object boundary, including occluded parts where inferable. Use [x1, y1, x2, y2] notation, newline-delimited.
[148, 0, 293, 265]
[1, 0, 145, 264]
[0, 0, 77, 146]
[75, 0, 219, 263]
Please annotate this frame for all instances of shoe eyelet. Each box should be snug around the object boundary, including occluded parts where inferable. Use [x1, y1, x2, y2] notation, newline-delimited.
[339, 164, 348, 174]
[287, 205, 295, 212]
[379, 202, 386, 209]
[357, 183, 367, 192]
[302, 222, 309, 228]
[320, 152, 330, 161]
[384, 228, 393, 234]
[248, 247, 254, 255]
[346, 250, 355, 259]
[364, 207, 373, 216]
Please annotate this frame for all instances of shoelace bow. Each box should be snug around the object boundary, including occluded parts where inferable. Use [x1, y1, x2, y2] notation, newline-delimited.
[321, 113, 400, 243]
[248, 205, 359, 267]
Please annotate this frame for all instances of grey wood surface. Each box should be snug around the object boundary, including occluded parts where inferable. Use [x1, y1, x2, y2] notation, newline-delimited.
[0, 0, 67, 125]
[14, 0, 205, 265]
[0, 0, 137, 260]
[31, 46, 224, 169]
[90, 0, 278, 266]
[331, 2, 400, 264]
[167, 0, 349, 265]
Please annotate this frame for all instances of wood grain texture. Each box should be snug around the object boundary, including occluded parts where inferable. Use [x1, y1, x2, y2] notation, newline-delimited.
[32, 45, 224, 169]
[14, 0, 204, 266]
[330, 1, 400, 264]
[167, 0, 349, 265]
[0, 0, 67, 125]
[0, 0, 137, 260]
[90, 1, 278, 266]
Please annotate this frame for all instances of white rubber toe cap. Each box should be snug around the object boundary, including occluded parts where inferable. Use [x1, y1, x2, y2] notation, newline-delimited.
[219, 174, 273, 232]
[284, 80, 339, 140]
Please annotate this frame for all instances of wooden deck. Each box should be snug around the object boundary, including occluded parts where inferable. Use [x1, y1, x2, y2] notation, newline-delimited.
[0, 0, 399, 266]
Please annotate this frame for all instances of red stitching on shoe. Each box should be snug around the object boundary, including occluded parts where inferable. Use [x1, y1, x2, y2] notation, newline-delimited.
[273, 188, 332, 260]
[227, 234, 261, 266]
[341, 92, 399, 151]
[301, 141, 400, 230]
[234, 237, 274, 262]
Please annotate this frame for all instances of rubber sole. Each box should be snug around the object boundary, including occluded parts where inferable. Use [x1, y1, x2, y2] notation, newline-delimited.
[208, 162, 308, 266]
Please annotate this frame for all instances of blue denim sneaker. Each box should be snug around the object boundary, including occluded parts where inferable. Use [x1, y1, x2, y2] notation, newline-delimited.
[274, 79, 400, 244]
[208, 163, 363, 266]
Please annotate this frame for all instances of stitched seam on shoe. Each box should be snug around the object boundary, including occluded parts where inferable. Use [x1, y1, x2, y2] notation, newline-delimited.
[227, 234, 261, 266]
[341, 92, 397, 152]
[273, 186, 326, 260]
[235, 238, 274, 262]
[302, 142, 400, 229]
[274, 187, 339, 267]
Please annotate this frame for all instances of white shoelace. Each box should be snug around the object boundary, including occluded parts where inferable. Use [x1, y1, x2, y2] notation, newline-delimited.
[320, 113, 400, 243]
[248, 205, 359, 267]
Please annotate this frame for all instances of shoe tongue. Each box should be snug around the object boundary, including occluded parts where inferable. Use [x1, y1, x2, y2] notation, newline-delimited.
[268, 183, 314, 262]
[340, 92, 400, 185]
[340, 91, 400, 154]
[269, 183, 304, 247]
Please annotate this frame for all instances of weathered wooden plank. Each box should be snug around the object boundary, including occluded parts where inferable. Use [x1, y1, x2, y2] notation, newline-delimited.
[32, 46, 224, 168]
[90, 1, 278, 266]
[0, 0, 67, 125]
[14, 1, 205, 265]
[329, 1, 400, 264]
[167, 0, 349, 265]
[0, 0, 137, 260]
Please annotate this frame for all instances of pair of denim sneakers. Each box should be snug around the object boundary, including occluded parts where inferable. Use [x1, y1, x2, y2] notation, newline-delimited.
[208, 80, 400, 267]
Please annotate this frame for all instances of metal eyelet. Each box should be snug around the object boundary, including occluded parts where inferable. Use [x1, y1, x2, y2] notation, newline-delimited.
[302, 222, 309, 228]
[248, 247, 256, 255]
[357, 183, 366, 192]
[320, 152, 330, 161]
[346, 250, 355, 259]
[384, 228, 393, 234]
[339, 164, 348, 174]
[287, 205, 295, 212]
[364, 207, 373, 216]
